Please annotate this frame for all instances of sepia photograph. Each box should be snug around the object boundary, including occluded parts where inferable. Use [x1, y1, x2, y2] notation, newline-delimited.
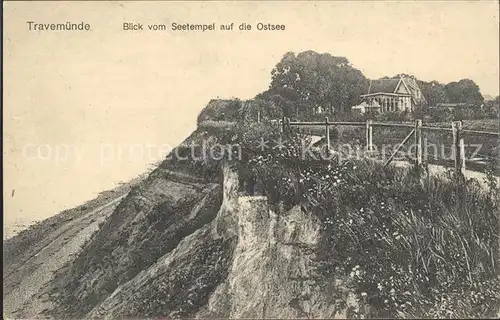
[3, 0, 500, 319]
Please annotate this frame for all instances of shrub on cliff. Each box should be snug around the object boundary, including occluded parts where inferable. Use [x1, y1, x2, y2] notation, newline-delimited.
[237, 98, 283, 124]
[197, 99, 242, 124]
[308, 161, 499, 318]
[233, 121, 499, 318]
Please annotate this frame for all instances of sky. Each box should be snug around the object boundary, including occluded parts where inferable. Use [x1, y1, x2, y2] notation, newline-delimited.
[3, 0, 499, 230]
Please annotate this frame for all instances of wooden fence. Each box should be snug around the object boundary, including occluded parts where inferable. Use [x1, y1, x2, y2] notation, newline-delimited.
[280, 116, 499, 176]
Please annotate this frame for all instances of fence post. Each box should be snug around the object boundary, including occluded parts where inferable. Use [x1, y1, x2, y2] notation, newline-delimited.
[460, 138, 466, 175]
[366, 119, 373, 152]
[280, 116, 285, 133]
[325, 117, 330, 154]
[257, 111, 261, 123]
[414, 119, 422, 166]
[452, 121, 466, 177]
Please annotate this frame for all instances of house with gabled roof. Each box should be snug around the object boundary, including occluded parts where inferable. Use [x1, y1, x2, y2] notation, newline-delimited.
[360, 76, 426, 112]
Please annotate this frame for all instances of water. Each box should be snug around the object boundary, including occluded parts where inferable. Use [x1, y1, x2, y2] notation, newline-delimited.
[3, 107, 197, 239]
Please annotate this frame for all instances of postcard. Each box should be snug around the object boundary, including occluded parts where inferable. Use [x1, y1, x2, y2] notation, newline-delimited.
[3, 1, 499, 318]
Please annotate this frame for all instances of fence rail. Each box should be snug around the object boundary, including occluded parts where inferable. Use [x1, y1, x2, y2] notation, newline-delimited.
[288, 121, 366, 126]
[462, 129, 500, 136]
[280, 116, 499, 176]
[421, 126, 453, 132]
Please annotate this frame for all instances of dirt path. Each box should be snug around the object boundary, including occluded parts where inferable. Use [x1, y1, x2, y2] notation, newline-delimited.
[393, 161, 500, 189]
[3, 195, 125, 318]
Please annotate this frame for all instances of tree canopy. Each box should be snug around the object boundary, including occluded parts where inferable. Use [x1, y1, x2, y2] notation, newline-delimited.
[406, 77, 484, 106]
[444, 79, 484, 105]
[259, 51, 487, 118]
[417, 80, 447, 107]
[262, 51, 369, 115]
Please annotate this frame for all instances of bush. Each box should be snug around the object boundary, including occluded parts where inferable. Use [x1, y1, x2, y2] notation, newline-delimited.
[196, 99, 242, 124]
[237, 98, 283, 123]
[313, 160, 496, 315]
[232, 123, 500, 318]
[426, 107, 454, 123]
[375, 110, 412, 122]
[299, 159, 500, 318]
[426, 105, 499, 122]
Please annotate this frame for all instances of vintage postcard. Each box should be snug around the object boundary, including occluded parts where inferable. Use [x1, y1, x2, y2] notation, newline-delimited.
[3, 0, 499, 319]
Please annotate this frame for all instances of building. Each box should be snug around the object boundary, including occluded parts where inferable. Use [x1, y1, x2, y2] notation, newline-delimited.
[360, 76, 426, 112]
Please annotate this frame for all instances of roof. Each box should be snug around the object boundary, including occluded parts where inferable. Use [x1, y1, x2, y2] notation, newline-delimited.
[366, 79, 400, 94]
[403, 77, 427, 104]
[361, 76, 427, 105]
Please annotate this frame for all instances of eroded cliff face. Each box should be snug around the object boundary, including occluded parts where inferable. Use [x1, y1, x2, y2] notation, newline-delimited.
[199, 166, 354, 318]
[7, 158, 361, 319]
[84, 165, 241, 319]
[83, 164, 355, 319]
[47, 166, 225, 318]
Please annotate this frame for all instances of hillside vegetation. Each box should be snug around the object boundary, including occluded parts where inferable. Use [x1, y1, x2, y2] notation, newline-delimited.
[4, 47, 499, 318]
[44, 99, 500, 318]
[231, 117, 500, 317]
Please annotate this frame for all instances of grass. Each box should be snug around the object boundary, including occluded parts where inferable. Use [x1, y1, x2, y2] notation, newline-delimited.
[427, 119, 499, 132]
[232, 121, 500, 318]
[309, 160, 500, 318]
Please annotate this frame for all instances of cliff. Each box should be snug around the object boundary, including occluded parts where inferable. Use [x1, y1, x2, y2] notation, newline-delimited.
[4, 99, 499, 319]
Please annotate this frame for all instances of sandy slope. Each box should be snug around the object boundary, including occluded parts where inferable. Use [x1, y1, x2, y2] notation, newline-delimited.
[4, 198, 122, 317]
[3, 177, 143, 319]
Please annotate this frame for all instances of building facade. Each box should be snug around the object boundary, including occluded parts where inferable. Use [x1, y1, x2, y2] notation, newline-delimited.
[360, 76, 426, 112]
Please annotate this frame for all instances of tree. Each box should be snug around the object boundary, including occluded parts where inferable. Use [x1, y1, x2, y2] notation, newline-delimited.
[444, 79, 484, 105]
[265, 51, 369, 116]
[417, 80, 447, 107]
